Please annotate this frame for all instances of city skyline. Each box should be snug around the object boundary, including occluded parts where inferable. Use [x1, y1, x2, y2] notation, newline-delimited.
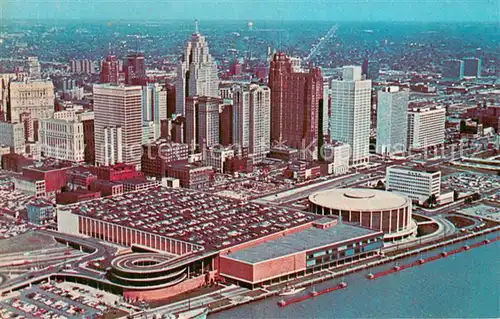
[1, 0, 498, 22]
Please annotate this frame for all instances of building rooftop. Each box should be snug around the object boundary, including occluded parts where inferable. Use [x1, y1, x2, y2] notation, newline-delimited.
[309, 188, 410, 211]
[225, 222, 380, 264]
[62, 187, 317, 251]
[389, 165, 440, 174]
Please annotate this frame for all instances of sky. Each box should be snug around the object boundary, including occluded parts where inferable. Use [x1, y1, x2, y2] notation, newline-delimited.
[1, 0, 499, 22]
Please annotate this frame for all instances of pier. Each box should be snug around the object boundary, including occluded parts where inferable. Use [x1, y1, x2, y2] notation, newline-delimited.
[277, 282, 347, 308]
[367, 236, 499, 280]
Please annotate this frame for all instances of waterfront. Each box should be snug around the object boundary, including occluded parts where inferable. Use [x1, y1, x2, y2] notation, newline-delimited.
[211, 236, 500, 318]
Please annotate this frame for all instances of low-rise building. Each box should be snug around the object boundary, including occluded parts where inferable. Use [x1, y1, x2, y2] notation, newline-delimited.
[166, 160, 213, 190]
[321, 142, 350, 175]
[386, 165, 441, 204]
[26, 200, 54, 224]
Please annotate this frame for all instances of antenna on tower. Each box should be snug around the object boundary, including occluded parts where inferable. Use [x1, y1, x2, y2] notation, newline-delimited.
[108, 42, 112, 55]
[194, 19, 199, 34]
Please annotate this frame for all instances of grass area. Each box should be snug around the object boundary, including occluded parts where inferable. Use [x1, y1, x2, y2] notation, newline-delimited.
[0, 231, 62, 255]
[445, 215, 475, 228]
[472, 150, 498, 159]
[100, 308, 129, 319]
[413, 214, 432, 223]
[417, 223, 439, 237]
[147, 285, 222, 309]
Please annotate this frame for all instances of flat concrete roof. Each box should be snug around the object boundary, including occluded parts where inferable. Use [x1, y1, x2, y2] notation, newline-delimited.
[225, 223, 380, 264]
[309, 188, 410, 211]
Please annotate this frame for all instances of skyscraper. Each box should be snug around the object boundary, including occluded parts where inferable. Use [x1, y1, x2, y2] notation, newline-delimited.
[185, 96, 220, 152]
[407, 107, 446, 150]
[100, 54, 119, 84]
[125, 53, 146, 85]
[142, 83, 166, 143]
[442, 59, 464, 80]
[362, 59, 379, 80]
[268, 52, 323, 161]
[376, 86, 409, 155]
[463, 57, 482, 78]
[93, 84, 142, 167]
[233, 83, 271, 163]
[26, 57, 41, 80]
[330, 66, 372, 165]
[175, 21, 219, 115]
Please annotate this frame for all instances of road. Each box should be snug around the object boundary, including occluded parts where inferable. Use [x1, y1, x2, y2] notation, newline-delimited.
[0, 230, 117, 293]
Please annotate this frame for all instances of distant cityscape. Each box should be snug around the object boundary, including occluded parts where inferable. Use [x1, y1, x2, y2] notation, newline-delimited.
[0, 18, 499, 319]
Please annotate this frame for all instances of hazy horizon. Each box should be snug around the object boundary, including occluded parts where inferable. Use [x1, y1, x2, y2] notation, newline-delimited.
[1, 0, 498, 23]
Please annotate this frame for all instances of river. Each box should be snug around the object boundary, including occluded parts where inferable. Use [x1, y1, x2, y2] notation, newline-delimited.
[211, 235, 500, 318]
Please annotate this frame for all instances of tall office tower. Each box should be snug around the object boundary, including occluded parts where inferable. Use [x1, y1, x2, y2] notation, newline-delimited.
[185, 96, 220, 152]
[93, 84, 142, 167]
[175, 21, 219, 115]
[19, 112, 34, 142]
[7, 80, 55, 122]
[376, 86, 409, 155]
[142, 83, 166, 143]
[26, 57, 41, 80]
[0, 121, 25, 154]
[219, 104, 233, 146]
[362, 59, 379, 80]
[166, 84, 176, 118]
[407, 107, 446, 150]
[442, 59, 464, 80]
[330, 66, 372, 165]
[125, 53, 146, 84]
[322, 78, 330, 135]
[463, 57, 482, 78]
[39, 112, 85, 162]
[233, 83, 271, 163]
[268, 52, 323, 161]
[100, 54, 119, 84]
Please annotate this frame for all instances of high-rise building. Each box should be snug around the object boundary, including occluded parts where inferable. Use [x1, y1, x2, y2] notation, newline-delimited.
[125, 53, 146, 85]
[93, 84, 142, 167]
[330, 66, 372, 165]
[26, 57, 41, 80]
[185, 96, 220, 152]
[407, 107, 446, 150]
[70, 59, 94, 74]
[142, 83, 166, 143]
[442, 59, 464, 80]
[322, 78, 330, 135]
[219, 104, 233, 146]
[7, 80, 55, 122]
[100, 54, 119, 84]
[463, 57, 482, 78]
[233, 83, 271, 163]
[361, 59, 379, 80]
[268, 52, 323, 161]
[39, 111, 85, 162]
[376, 86, 409, 155]
[0, 120, 25, 154]
[175, 21, 219, 115]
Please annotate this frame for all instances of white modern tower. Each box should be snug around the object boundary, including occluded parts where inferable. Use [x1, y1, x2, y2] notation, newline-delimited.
[233, 83, 271, 163]
[376, 86, 409, 155]
[330, 66, 372, 165]
[93, 84, 142, 167]
[407, 107, 446, 150]
[175, 20, 219, 115]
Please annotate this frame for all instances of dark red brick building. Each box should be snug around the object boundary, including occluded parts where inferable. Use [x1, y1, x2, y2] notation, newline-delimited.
[141, 140, 189, 178]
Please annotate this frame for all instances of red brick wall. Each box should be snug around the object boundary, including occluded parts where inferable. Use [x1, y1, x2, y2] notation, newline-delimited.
[254, 253, 306, 282]
[219, 256, 254, 282]
[123, 274, 207, 301]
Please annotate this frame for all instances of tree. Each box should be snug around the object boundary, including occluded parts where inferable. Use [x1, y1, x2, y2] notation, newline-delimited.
[426, 194, 438, 208]
[375, 180, 385, 190]
[453, 190, 460, 201]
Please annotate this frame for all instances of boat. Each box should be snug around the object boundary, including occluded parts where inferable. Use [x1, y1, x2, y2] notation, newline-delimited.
[279, 286, 306, 296]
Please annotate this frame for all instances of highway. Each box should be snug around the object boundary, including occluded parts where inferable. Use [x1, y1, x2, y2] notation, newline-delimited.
[0, 230, 117, 294]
